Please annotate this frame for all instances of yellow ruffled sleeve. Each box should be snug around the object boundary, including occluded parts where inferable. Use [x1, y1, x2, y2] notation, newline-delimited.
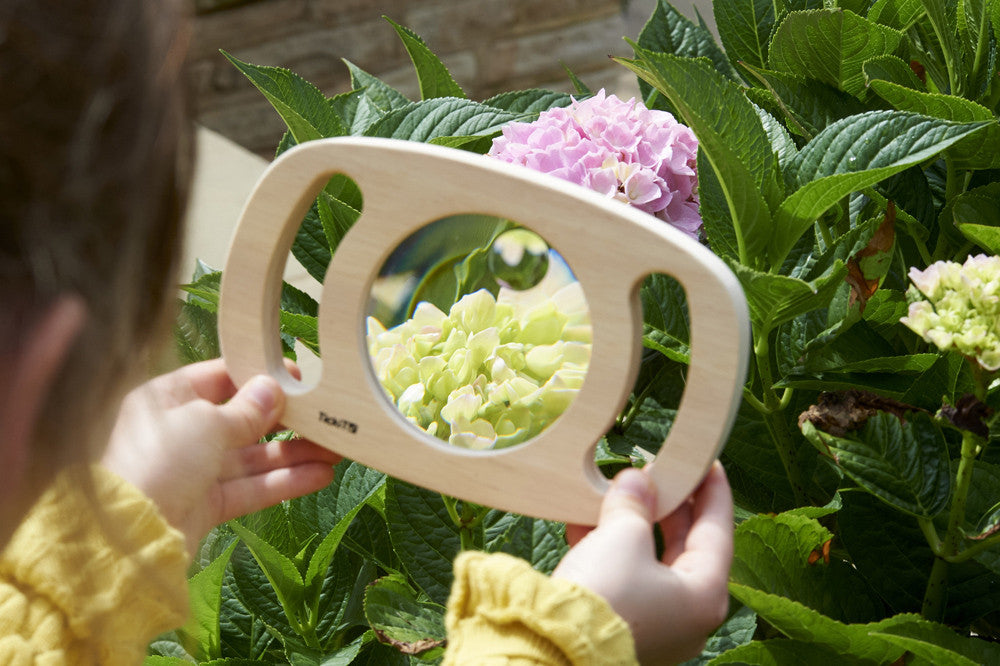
[0, 465, 189, 665]
[443, 551, 638, 666]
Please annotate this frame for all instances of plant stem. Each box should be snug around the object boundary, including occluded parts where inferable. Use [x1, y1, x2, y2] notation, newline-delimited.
[755, 332, 808, 505]
[922, 429, 982, 620]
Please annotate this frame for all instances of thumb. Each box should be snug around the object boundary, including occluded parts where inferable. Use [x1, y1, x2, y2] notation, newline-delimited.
[600, 467, 657, 527]
[220, 375, 286, 445]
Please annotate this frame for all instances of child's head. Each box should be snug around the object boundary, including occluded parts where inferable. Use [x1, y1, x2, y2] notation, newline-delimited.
[0, 0, 192, 534]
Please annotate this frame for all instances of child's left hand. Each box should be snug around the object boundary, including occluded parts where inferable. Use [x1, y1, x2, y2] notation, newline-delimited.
[102, 359, 341, 555]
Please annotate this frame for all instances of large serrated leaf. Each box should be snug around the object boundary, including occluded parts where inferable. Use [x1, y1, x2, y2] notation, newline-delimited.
[714, 0, 777, 70]
[741, 64, 870, 140]
[636, 0, 740, 111]
[728, 258, 847, 333]
[363, 575, 446, 655]
[345, 60, 411, 114]
[229, 523, 305, 623]
[708, 637, 856, 664]
[731, 512, 881, 623]
[867, 0, 927, 30]
[767, 9, 905, 97]
[801, 411, 951, 517]
[494, 517, 568, 574]
[385, 17, 465, 101]
[863, 54, 926, 89]
[177, 540, 237, 661]
[840, 490, 1000, 624]
[482, 89, 575, 114]
[364, 98, 523, 143]
[728, 584, 910, 663]
[223, 51, 348, 143]
[618, 51, 776, 266]
[771, 111, 990, 267]
[385, 479, 460, 605]
[682, 605, 757, 665]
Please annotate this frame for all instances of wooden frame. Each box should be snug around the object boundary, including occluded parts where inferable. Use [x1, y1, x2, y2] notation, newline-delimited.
[219, 137, 749, 524]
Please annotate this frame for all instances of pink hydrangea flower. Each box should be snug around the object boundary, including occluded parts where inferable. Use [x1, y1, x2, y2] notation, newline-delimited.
[488, 89, 701, 239]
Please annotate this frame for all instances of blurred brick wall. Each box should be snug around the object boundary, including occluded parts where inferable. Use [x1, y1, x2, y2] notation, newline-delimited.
[188, 0, 638, 155]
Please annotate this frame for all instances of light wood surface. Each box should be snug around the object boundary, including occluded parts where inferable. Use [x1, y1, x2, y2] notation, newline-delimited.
[219, 137, 749, 525]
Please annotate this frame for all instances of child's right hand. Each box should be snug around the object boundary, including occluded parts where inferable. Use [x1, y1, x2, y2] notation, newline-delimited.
[553, 463, 733, 665]
[102, 359, 342, 555]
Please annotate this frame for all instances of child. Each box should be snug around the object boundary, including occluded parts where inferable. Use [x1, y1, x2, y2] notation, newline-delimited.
[0, 1, 733, 664]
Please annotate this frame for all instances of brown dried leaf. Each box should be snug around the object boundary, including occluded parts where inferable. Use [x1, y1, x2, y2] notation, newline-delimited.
[798, 389, 919, 436]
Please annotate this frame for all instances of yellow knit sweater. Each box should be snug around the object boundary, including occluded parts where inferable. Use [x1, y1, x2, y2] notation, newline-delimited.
[0, 468, 636, 665]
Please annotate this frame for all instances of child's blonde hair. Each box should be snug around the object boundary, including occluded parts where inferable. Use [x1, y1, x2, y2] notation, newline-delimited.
[0, 0, 193, 496]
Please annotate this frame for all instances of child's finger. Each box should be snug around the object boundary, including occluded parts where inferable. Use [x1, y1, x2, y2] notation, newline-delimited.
[229, 438, 342, 480]
[215, 464, 337, 523]
[671, 462, 734, 587]
[155, 358, 238, 404]
[218, 375, 286, 446]
[658, 497, 693, 565]
[599, 467, 657, 526]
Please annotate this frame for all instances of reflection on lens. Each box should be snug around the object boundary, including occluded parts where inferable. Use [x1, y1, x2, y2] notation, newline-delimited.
[488, 228, 550, 291]
[367, 216, 591, 452]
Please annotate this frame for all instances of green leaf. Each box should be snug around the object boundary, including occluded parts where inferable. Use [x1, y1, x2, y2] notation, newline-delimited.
[767, 9, 905, 97]
[292, 200, 333, 284]
[682, 605, 757, 665]
[741, 64, 869, 140]
[864, 81, 1000, 167]
[303, 475, 386, 596]
[562, 64, 592, 95]
[386, 17, 466, 100]
[345, 60, 411, 113]
[385, 479, 460, 605]
[867, 0, 927, 30]
[714, 0, 777, 70]
[722, 402, 801, 513]
[771, 111, 990, 267]
[731, 512, 881, 623]
[494, 517, 568, 575]
[223, 51, 348, 143]
[840, 490, 1000, 624]
[618, 50, 776, 266]
[955, 183, 1000, 251]
[175, 300, 221, 363]
[870, 614, 1000, 664]
[800, 411, 951, 517]
[863, 54, 926, 90]
[364, 98, 524, 143]
[364, 574, 446, 655]
[178, 540, 238, 661]
[729, 259, 847, 333]
[707, 638, 857, 664]
[482, 89, 575, 114]
[728, 584, 910, 663]
[228, 522, 306, 630]
[636, 0, 740, 113]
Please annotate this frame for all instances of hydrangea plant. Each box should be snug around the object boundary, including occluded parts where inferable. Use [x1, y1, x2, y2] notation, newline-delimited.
[488, 89, 701, 239]
[902, 255, 1000, 371]
[168, 2, 1000, 664]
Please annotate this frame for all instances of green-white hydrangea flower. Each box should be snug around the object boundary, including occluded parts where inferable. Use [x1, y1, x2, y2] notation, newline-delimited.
[367, 283, 591, 450]
[901, 254, 1000, 371]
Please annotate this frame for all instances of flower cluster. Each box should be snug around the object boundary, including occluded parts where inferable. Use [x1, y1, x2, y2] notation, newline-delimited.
[901, 254, 1000, 370]
[487, 89, 701, 239]
[367, 285, 592, 450]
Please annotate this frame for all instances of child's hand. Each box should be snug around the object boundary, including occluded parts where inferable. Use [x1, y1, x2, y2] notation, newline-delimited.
[101, 359, 341, 555]
[554, 463, 733, 666]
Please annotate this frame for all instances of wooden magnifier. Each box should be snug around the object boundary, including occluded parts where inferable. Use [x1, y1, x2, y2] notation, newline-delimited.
[219, 137, 749, 525]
